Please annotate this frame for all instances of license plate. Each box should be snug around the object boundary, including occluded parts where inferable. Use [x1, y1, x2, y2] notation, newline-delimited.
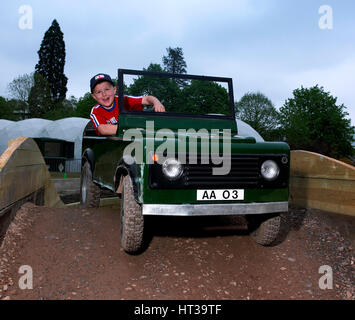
[197, 189, 245, 201]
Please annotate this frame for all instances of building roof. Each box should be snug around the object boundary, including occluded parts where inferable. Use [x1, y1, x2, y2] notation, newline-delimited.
[0, 117, 90, 158]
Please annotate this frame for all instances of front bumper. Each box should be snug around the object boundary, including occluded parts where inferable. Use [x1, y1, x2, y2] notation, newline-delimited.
[142, 201, 288, 216]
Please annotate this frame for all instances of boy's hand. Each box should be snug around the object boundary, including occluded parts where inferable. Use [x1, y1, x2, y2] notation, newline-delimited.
[153, 103, 165, 112]
[142, 95, 166, 113]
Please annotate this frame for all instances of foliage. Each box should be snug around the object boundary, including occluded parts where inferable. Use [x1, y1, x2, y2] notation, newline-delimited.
[127, 63, 229, 115]
[7, 73, 34, 119]
[6, 99, 27, 120]
[35, 19, 68, 104]
[279, 85, 354, 158]
[162, 47, 187, 88]
[28, 73, 52, 118]
[235, 92, 281, 141]
[44, 96, 77, 120]
[127, 64, 181, 112]
[0, 96, 17, 120]
[127, 63, 166, 96]
[7, 73, 34, 102]
[162, 47, 187, 74]
[181, 80, 230, 115]
[72, 93, 97, 119]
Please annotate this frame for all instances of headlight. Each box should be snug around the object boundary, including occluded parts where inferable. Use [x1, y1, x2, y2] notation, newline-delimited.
[162, 158, 183, 180]
[261, 160, 280, 181]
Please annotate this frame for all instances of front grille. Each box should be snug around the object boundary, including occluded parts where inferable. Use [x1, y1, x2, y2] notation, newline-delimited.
[149, 154, 289, 190]
[184, 156, 260, 188]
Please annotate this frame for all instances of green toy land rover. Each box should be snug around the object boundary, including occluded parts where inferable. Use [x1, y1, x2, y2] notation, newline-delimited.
[81, 69, 290, 253]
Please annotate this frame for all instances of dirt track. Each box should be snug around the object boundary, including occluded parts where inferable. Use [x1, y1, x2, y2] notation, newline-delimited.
[0, 202, 354, 300]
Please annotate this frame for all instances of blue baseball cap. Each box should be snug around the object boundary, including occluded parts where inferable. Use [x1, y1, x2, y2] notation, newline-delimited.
[90, 73, 114, 92]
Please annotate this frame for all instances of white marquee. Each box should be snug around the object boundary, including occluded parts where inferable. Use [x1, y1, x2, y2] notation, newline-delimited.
[0, 117, 90, 159]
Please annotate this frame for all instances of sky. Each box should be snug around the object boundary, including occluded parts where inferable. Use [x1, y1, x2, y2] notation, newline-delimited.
[0, 0, 354, 126]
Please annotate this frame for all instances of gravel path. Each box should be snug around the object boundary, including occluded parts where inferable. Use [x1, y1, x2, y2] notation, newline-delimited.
[0, 203, 353, 300]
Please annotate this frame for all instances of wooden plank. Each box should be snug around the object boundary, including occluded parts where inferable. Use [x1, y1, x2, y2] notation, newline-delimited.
[44, 179, 64, 208]
[290, 177, 355, 216]
[12, 137, 40, 151]
[0, 165, 48, 209]
[291, 150, 355, 180]
[0, 137, 28, 170]
[3, 149, 46, 168]
[0, 137, 63, 209]
[290, 150, 355, 217]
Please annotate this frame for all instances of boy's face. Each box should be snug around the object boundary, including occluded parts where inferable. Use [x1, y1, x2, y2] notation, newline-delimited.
[91, 81, 117, 108]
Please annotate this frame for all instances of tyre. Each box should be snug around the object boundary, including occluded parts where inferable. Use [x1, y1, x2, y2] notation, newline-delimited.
[80, 161, 100, 208]
[247, 213, 287, 246]
[120, 175, 144, 253]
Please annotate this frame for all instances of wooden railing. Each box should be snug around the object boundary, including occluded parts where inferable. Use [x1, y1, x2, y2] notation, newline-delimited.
[290, 150, 355, 217]
[0, 137, 64, 213]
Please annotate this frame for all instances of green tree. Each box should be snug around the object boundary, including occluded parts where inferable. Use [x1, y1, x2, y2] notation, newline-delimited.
[28, 73, 52, 117]
[72, 93, 97, 119]
[128, 63, 181, 112]
[182, 80, 230, 115]
[5, 99, 26, 120]
[7, 73, 34, 119]
[44, 96, 77, 120]
[235, 92, 280, 141]
[279, 85, 354, 158]
[163, 47, 187, 74]
[0, 96, 17, 120]
[35, 19, 68, 104]
[128, 63, 165, 96]
[162, 47, 187, 87]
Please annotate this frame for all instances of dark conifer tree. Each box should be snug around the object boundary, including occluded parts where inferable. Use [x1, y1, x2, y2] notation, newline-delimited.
[34, 19, 68, 104]
[28, 73, 52, 117]
[162, 47, 187, 87]
[162, 47, 187, 74]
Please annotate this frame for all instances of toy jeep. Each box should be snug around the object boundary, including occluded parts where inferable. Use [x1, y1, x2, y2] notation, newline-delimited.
[81, 69, 290, 253]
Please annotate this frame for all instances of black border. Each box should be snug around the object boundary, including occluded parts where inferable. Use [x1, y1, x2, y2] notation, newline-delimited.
[0, 300, 348, 318]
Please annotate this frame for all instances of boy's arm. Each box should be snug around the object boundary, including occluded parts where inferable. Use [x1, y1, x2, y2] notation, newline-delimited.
[142, 96, 165, 112]
[97, 124, 118, 135]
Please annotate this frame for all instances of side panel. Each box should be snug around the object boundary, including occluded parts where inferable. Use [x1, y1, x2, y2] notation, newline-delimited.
[82, 136, 127, 190]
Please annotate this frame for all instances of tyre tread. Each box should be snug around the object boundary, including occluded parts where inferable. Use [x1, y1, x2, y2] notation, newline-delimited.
[121, 176, 144, 253]
[248, 213, 287, 246]
[80, 161, 100, 208]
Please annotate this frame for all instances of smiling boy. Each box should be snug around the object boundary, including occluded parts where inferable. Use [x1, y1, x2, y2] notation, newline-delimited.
[89, 73, 165, 135]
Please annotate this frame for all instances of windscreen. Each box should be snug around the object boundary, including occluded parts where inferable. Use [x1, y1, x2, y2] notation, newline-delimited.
[121, 72, 232, 117]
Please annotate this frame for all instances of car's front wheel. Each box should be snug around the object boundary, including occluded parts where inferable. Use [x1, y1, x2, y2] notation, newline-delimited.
[80, 161, 100, 208]
[247, 213, 288, 246]
[120, 175, 144, 253]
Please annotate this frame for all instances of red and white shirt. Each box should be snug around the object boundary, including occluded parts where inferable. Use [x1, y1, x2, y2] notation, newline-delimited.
[90, 95, 143, 135]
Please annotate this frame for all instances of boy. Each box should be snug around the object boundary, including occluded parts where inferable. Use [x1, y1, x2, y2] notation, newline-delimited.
[89, 73, 165, 135]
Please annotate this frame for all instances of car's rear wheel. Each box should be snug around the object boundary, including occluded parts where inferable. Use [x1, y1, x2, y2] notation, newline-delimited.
[120, 175, 144, 253]
[80, 161, 100, 208]
[247, 213, 287, 246]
